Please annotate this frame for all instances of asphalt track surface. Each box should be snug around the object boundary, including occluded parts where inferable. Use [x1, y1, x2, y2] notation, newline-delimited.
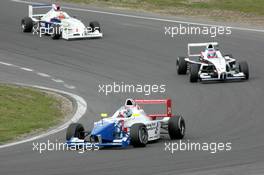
[1, 0, 264, 174]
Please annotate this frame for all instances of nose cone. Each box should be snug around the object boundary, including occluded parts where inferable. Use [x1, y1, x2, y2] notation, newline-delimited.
[63, 18, 86, 32]
[91, 121, 115, 142]
[210, 58, 226, 73]
[218, 58, 227, 73]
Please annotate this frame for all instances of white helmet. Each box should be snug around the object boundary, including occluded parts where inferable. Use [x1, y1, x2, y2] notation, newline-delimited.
[118, 108, 133, 118]
[52, 4, 61, 11]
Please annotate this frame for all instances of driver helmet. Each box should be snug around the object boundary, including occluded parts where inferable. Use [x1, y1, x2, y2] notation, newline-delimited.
[52, 4, 61, 11]
[207, 50, 217, 58]
[58, 12, 65, 19]
[118, 108, 132, 118]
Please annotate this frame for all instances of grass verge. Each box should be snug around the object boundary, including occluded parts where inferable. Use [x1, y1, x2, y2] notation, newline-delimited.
[0, 84, 66, 144]
[63, 0, 264, 25]
[64, 0, 264, 15]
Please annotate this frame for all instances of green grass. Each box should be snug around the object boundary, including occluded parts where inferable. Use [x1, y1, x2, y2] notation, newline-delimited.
[0, 84, 63, 144]
[63, 0, 264, 16]
[188, 0, 264, 15]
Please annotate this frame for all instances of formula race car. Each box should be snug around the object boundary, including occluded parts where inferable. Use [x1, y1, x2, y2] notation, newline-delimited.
[66, 98, 185, 148]
[176, 42, 249, 82]
[21, 4, 103, 40]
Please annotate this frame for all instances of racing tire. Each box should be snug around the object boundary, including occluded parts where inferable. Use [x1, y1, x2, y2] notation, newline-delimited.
[239, 61, 249, 80]
[168, 115, 185, 140]
[51, 24, 61, 40]
[21, 17, 33, 33]
[190, 64, 200, 82]
[89, 21, 101, 32]
[177, 57, 187, 75]
[66, 123, 85, 140]
[130, 123, 148, 147]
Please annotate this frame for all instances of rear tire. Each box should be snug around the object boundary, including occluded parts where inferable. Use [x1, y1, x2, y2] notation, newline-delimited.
[130, 123, 148, 147]
[89, 21, 101, 32]
[168, 115, 185, 140]
[176, 57, 187, 75]
[21, 17, 33, 32]
[66, 123, 85, 140]
[190, 64, 200, 82]
[239, 61, 249, 80]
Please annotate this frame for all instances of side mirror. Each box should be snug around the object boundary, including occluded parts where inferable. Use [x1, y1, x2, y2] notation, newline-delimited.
[100, 113, 108, 125]
[101, 113, 108, 118]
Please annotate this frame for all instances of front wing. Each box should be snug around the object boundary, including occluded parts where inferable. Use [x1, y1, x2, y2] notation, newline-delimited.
[199, 72, 247, 81]
[66, 137, 130, 148]
[62, 30, 103, 40]
[185, 58, 247, 81]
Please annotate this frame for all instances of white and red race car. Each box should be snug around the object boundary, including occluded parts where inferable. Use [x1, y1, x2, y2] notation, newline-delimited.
[177, 42, 249, 82]
[66, 98, 185, 148]
[21, 4, 103, 40]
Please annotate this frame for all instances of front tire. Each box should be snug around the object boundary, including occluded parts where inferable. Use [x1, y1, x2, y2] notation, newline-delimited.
[177, 57, 187, 75]
[21, 17, 33, 32]
[130, 123, 148, 147]
[239, 61, 249, 80]
[168, 115, 185, 140]
[66, 123, 85, 140]
[51, 24, 61, 40]
[190, 64, 200, 82]
[89, 21, 101, 32]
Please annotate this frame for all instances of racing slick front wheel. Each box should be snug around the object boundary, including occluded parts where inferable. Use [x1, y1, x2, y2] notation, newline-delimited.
[190, 64, 200, 82]
[51, 24, 62, 40]
[177, 57, 187, 75]
[21, 17, 33, 33]
[66, 123, 85, 140]
[130, 123, 148, 147]
[168, 115, 185, 140]
[239, 61, 249, 80]
[89, 21, 101, 32]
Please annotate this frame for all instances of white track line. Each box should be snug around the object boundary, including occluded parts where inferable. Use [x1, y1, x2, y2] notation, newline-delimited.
[52, 78, 64, 83]
[0, 59, 76, 90]
[0, 61, 13, 66]
[20, 67, 34, 72]
[64, 84, 76, 89]
[0, 84, 87, 149]
[11, 0, 264, 33]
[37, 72, 50, 77]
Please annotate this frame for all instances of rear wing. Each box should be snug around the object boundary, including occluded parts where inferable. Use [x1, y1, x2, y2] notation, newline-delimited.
[28, 4, 52, 19]
[188, 42, 219, 57]
[135, 99, 173, 119]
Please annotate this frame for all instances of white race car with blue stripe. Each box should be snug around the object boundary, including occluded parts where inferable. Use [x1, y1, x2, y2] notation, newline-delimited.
[21, 4, 103, 40]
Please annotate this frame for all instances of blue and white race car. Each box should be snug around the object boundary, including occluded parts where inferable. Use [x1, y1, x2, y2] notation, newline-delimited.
[66, 98, 185, 148]
[21, 4, 103, 40]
